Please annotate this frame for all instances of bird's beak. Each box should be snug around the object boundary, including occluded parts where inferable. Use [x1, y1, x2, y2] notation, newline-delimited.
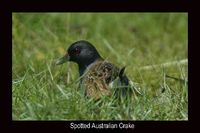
[55, 53, 70, 65]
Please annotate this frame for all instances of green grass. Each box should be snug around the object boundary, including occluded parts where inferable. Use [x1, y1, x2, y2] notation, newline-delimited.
[12, 13, 188, 120]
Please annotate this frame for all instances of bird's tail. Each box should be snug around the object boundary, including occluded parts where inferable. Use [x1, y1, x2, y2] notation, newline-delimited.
[115, 67, 133, 97]
[119, 67, 129, 86]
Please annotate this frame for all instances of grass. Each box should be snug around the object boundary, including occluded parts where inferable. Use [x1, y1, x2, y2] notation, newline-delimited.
[12, 13, 188, 120]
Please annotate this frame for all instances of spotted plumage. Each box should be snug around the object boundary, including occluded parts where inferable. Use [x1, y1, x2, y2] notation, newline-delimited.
[56, 40, 130, 100]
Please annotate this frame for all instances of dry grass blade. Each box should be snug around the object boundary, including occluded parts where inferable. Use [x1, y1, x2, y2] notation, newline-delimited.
[140, 59, 188, 70]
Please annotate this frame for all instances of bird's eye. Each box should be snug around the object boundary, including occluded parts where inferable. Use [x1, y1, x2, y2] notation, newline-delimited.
[73, 48, 81, 55]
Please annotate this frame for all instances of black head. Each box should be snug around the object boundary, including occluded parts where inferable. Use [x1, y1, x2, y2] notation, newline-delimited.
[67, 40, 101, 65]
[56, 40, 102, 75]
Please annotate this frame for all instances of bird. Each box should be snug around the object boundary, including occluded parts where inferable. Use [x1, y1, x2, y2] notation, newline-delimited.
[55, 40, 131, 100]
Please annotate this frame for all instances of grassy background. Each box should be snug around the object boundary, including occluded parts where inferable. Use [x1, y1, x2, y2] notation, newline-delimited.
[12, 13, 188, 120]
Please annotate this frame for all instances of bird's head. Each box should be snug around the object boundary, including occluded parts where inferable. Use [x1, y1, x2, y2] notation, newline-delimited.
[55, 40, 102, 67]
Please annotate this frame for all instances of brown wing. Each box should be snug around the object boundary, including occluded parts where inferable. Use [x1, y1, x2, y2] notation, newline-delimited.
[82, 60, 119, 100]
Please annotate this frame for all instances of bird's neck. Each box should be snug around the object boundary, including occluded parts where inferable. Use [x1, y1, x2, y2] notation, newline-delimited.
[78, 57, 104, 76]
[78, 65, 87, 76]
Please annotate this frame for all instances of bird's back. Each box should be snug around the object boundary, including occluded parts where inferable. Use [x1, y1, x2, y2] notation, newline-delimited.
[81, 60, 129, 100]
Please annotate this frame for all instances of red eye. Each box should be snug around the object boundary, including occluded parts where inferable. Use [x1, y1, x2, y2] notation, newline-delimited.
[74, 48, 80, 55]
